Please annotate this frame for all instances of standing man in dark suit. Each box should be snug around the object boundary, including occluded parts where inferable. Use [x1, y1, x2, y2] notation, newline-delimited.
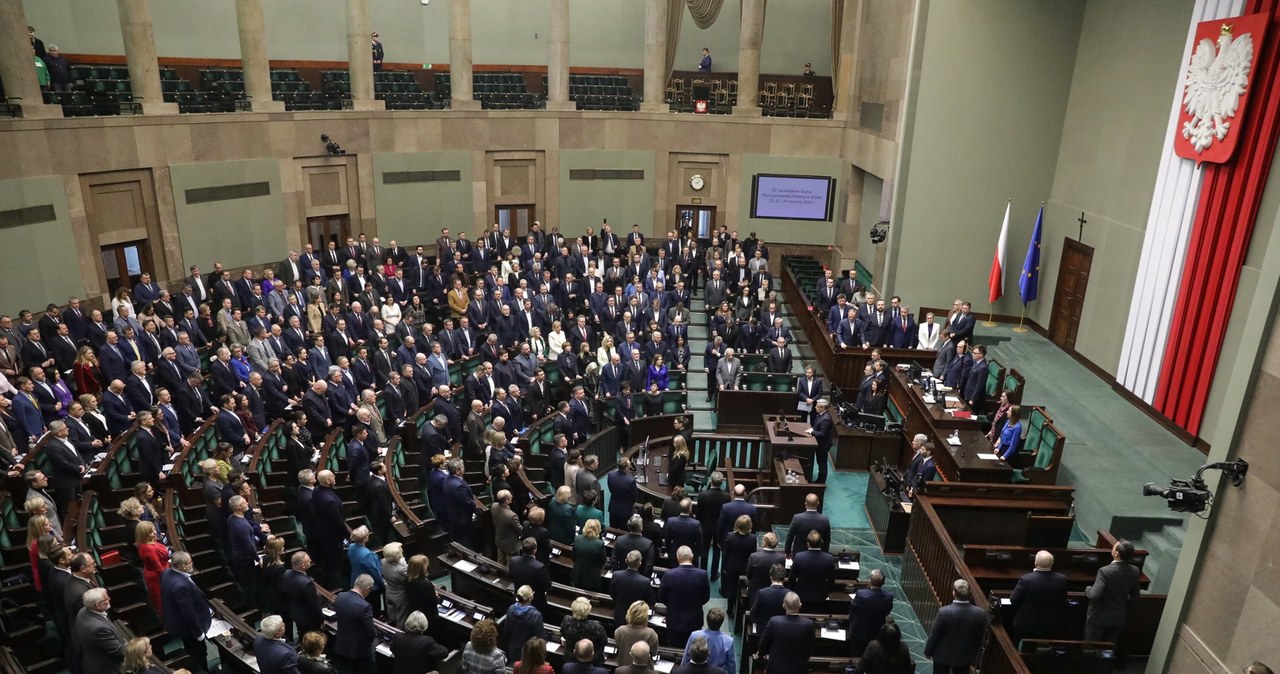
[757, 592, 815, 674]
[788, 530, 835, 609]
[508, 538, 551, 610]
[612, 515, 655, 575]
[695, 473, 730, 578]
[664, 500, 703, 568]
[444, 458, 477, 545]
[161, 552, 213, 673]
[962, 344, 991, 410]
[784, 494, 830, 555]
[134, 411, 167, 490]
[74, 588, 127, 674]
[795, 367, 824, 424]
[333, 575, 377, 673]
[717, 484, 758, 545]
[1008, 550, 1068, 644]
[657, 547, 711, 648]
[925, 580, 988, 674]
[606, 458, 638, 529]
[253, 615, 298, 674]
[848, 569, 895, 657]
[368, 461, 394, 545]
[804, 399, 834, 484]
[745, 533, 785, 607]
[309, 470, 350, 589]
[44, 421, 87, 518]
[282, 551, 323, 639]
[949, 302, 975, 343]
[1084, 540, 1142, 644]
[610, 550, 656, 629]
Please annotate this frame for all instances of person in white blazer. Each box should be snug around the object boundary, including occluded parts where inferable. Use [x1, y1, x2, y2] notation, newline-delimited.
[917, 312, 942, 350]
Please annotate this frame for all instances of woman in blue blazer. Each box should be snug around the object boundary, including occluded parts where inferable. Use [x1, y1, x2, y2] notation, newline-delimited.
[995, 405, 1024, 461]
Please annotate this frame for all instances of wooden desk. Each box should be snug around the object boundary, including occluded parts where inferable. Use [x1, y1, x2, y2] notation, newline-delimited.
[834, 423, 903, 471]
[774, 457, 824, 513]
[764, 414, 816, 463]
[865, 469, 910, 554]
[889, 370, 1011, 483]
[894, 369, 982, 430]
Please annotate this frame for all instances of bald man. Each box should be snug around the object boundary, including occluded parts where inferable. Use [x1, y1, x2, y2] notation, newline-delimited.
[1009, 550, 1068, 643]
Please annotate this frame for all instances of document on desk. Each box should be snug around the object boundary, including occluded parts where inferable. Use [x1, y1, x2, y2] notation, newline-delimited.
[546, 641, 561, 654]
[649, 614, 667, 627]
[322, 608, 336, 618]
[654, 660, 674, 673]
[820, 627, 847, 641]
[376, 643, 393, 657]
[944, 395, 961, 404]
[205, 618, 233, 639]
[452, 559, 479, 573]
[977, 453, 1000, 461]
[837, 560, 859, 571]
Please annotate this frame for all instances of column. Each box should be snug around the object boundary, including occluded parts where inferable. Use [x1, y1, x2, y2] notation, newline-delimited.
[833, 0, 861, 121]
[0, 1, 60, 118]
[546, 0, 573, 111]
[116, 0, 178, 114]
[734, 0, 765, 115]
[641, 0, 670, 113]
[344, 0, 382, 110]
[234, 0, 284, 112]
[449, 0, 480, 110]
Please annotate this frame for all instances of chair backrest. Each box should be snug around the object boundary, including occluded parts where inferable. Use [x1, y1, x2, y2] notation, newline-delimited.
[985, 356, 1006, 397]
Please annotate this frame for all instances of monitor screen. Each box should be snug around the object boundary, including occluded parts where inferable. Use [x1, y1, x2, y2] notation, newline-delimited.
[750, 173, 836, 221]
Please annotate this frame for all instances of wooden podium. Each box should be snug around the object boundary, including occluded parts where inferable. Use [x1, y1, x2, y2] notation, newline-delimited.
[764, 415, 826, 512]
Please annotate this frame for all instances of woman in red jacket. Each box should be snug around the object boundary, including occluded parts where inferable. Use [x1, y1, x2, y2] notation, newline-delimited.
[134, 520, 170, 613]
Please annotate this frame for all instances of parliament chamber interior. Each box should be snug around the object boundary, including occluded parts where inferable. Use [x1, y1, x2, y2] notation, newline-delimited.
[0, 1, 1276, 673]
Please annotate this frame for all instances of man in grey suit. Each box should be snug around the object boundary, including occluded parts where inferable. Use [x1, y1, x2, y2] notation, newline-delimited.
[74, 587, 126, 674]
[714, 348, 742, 401]
[1084, 539, 1142, 643]
[491, 490, 522, 565]
[924, 579, 987, 674]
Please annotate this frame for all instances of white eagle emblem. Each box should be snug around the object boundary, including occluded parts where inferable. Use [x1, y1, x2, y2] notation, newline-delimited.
[1182, 25, 1254, 153]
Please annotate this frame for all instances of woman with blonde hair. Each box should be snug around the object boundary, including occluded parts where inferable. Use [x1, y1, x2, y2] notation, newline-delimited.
[382, 542, 410, 626]
[26, 514, 55, 591]
[116, 497, 144, 556]
[123, 636, 163, 674]
[571, 519, 606, 591]
[405, 553, 438, 617]
[546, 320, 567, 358]
[613, 600, 660, 667]
[559, 596, 607, 664]
[135, 520, 169, 612]
[261, 536, 287, 618]
[298, 630, 337, 673]
[546, 485, 576, 546]
[596, 334, 617, 369]
[667, 434, 690, 490]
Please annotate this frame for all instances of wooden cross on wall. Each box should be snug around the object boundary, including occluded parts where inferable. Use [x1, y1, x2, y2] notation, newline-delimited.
[1078, 211, 1088, 242]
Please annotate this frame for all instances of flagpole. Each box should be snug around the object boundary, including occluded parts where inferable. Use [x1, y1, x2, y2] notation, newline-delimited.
[1012, 306, 1030, 333]
[982, 305, 998, 328]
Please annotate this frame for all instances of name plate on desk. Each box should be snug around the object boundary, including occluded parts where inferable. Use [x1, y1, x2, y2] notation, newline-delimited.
[452, 559, 479, 573]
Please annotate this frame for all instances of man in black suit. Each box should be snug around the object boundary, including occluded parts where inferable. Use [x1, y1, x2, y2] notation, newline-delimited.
[1009, 550, 1068, 643]
[368, 461, 394, 545]
[848, 569, 895, 657]
[254, 615, 298, 674]
[309, 470, 349, 589]
[565, 639, 609, 674]
[949, 301, 975, 343]
[509, 538, 551, 610]
[134, 411, 167, 490]
[695, 473, 730, 578]
[757, 592, 815, 674]
[750, 563, 790, 635]
[444, 458, 477, 544]
[805, 399, 834, 484]
[161, 552, 213, 673]
[215, 394, 250, 457]
[1084, 540, 1142, 644]
[610, 549, 656, 629]
[657, 546, 711, 647]
[744, 532, 784, 607]
[607, 458, 638, 529]
[664, 499, 703, 567]
[613, 515, 655, 574]
[282, 552, 324, 639]
[962, 344, 991, 410]
[925, 579, 988, 674]
[44, 421, 87, 517]
[788, 530, 835, 609]
[333, 575, 377, 673]
[784, 494, 831, 555]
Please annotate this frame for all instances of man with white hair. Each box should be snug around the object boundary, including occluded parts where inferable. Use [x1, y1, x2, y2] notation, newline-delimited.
[395, 610, 449, 670]
[74, 587, 126, 673]
[1009, 550, 1069, 643]
[714, 347, 742, 402]
[925, 579, 988, 674]
[253, 614, 298, 674]
[658, 546, 711, 648]
[228, 495, 265, 596]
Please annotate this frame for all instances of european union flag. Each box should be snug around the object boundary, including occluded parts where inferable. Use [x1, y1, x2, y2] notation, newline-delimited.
[1020, 205, 1044, 305]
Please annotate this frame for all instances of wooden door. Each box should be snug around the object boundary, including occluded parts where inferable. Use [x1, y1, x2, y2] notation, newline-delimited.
[307, 215, 351, 252]
[495, 205, 535, 240]
[1049, 238, 1093, 351]
[675, 206, 716, 240]
[99, 241, 152, 298]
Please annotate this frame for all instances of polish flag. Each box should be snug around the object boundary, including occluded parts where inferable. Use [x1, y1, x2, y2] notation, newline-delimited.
[988, 200, 1010, 304]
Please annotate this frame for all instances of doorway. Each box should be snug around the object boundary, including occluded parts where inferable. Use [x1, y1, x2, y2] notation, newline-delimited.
[307, 215, 352, 252]
[100, 241, 152, 298]
[1049, 238, 1093, 352]
[676, 205, 716, 240]
[496, 205, 535, 240]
